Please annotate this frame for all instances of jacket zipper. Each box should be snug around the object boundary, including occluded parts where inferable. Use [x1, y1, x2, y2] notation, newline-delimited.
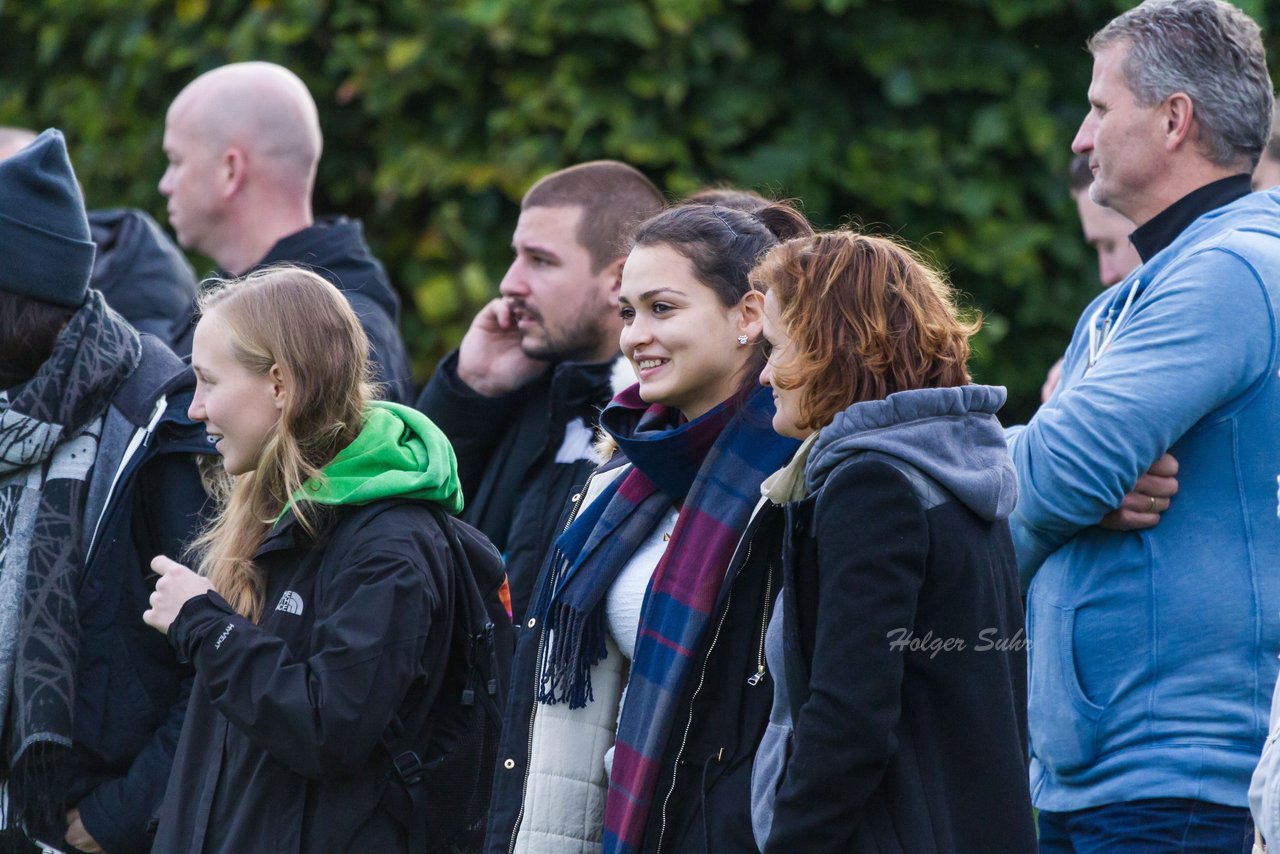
[83, 395, 168, 570]
[508, 474, 593, 854]
[747, 561, 774, 686]
[654, 537, 752, 853]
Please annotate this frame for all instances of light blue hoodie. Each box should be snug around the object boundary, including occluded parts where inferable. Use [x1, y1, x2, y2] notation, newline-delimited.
[1008, 188, 1280, 812]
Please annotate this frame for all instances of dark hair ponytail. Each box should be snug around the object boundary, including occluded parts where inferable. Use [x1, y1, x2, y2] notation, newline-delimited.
[630, 200, 813, 309]
[754, 203, 813, 243]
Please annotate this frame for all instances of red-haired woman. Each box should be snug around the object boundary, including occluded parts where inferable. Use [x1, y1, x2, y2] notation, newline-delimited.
[747, 230, 1037, 853]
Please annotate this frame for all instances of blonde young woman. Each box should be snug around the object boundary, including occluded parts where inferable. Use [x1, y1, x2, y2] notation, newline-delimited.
[142, 267, 492, 852]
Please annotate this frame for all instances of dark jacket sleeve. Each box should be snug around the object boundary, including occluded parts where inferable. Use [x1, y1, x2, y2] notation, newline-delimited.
[765, 461, 928, 852]
[415, 350, 523, 501]
[75, 450, 209, 854]
[76, 672, 194, 854]
[167, 518, 448, 780]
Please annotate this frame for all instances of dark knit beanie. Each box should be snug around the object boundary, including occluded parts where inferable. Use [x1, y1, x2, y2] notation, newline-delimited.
[0, 128, 96, 307]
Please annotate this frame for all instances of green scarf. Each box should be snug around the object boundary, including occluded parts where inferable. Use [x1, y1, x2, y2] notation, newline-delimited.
[289, 401, 463, 515]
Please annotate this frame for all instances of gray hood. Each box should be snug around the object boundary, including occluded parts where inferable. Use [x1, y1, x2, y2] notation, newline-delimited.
[805, 385, 1017, 522]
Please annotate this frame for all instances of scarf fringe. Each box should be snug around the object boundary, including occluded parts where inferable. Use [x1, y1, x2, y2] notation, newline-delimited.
[537, 602, 607, 710]
[3, 740, 71, 851]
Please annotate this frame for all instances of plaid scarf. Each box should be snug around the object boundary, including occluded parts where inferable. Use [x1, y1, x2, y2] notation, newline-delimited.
[0, 291, 140, 847]
[530, 384, 797, 854]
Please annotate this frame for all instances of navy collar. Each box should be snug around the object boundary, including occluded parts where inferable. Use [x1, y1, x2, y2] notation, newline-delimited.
[1130, 174, 1252, 263]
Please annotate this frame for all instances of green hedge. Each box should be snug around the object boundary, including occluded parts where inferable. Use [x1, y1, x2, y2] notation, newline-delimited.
[1, 0, 1272, 422]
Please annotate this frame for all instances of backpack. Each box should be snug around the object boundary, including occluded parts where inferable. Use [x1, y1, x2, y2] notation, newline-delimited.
[382, 504, 514, 854]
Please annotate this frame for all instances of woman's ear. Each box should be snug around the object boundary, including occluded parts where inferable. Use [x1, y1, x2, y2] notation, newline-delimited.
[268, 364, 289, 410]
[737, 290, 765, 342]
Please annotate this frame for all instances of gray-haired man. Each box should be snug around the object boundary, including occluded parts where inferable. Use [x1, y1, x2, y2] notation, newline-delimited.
[1008, 1, 1280, 850]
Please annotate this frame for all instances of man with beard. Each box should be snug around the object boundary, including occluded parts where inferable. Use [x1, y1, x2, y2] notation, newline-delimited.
[416, 161, 664, 622]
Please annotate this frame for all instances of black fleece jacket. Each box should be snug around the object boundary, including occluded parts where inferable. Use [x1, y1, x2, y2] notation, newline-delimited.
[247, 216, 414, 403]
[89, 208, 198, 355]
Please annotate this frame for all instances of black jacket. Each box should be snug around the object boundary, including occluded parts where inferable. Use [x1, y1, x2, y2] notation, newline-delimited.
[249, 217, 415, 404]
[70, 336, 212, 853]
[766, 457, 1036, 853]
[638, 502, 783, 854]
[417, 352, 620, 623]
[89, 208, 198, 356]
[483, 484, 783, 854]
[153, 500, 466, 854]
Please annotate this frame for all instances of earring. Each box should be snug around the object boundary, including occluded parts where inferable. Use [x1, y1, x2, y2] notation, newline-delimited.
[737, 335, 749, 345]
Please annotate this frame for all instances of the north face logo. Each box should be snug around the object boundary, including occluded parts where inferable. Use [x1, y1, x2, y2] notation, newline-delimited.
[275, 591, 304, 615]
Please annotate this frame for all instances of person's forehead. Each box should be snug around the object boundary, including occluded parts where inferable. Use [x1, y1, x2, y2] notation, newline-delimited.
[1090, 43, 1131, 90]
[514, 204, 586, 247]
[165, 83, 218, 137]
[163, 98, 198, 141]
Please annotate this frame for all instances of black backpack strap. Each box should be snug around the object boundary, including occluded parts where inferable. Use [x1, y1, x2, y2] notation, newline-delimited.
[425, 504, 506, 722]
[383, 713, 431, 854]
[379, 503, 501, 854]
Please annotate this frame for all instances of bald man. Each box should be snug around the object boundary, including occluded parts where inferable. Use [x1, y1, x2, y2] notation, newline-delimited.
[0, 127, 199, 354]
[160, 62, 413, 402]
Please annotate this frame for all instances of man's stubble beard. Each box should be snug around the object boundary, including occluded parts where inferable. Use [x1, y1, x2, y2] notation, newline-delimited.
[520, 294, 615, 364]
[521, 320, 610, 364]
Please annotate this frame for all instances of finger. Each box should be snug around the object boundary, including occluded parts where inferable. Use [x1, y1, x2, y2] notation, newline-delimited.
[1147, 452, 1179, 478]
[1119, 491, 1156, 513]
[1100, 509, 1161, 531]
[1130, 492, 1171, 514]
[1132, 473, 1179, 499]
[1124, 511, 1161, 529]
[492, 298, 516, 329]
[151, 555, 184, 575]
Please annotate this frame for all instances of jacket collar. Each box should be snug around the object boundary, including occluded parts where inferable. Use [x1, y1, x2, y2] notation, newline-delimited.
[548, 353, 629, 410]
[1130, 173, 1252, 263]
[253, 509, 309, 559]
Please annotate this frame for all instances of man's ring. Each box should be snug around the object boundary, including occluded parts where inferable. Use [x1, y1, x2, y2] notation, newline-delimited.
[1148, 495, 1157, 513]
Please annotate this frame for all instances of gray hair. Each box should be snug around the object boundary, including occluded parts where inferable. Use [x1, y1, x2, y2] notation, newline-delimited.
[1267, 113, 1280, 164]
[1090, 0, 1274, 170]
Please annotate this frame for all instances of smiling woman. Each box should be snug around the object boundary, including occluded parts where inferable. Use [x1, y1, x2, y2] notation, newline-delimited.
[188, 310, 287, 476]
[491, 200, 814, 854]
[618, 243, 757, 420]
